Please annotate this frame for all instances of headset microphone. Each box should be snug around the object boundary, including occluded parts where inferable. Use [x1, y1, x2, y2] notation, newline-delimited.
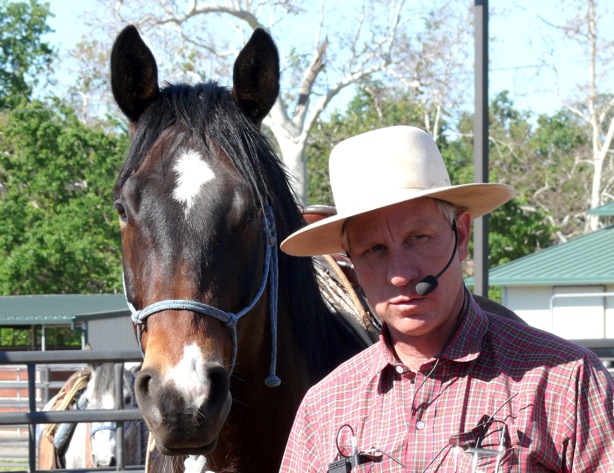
[415, 221, 458, 297]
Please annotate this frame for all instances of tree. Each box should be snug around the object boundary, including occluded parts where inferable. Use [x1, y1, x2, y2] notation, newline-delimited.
[0, 100, 128, 294]
[0, 0, 56, 108]
[538, 0, 614, 232]
[457, 90, 590, 242]
[386, 3, 472, 142]
[74, 0, 474, 202]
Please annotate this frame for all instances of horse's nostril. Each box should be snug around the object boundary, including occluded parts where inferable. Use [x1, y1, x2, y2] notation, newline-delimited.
[206, 364, 230, 405]
[136, 371, 152, 398]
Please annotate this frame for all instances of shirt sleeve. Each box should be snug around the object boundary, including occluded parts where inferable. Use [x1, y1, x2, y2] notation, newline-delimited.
[565, 353, 614, 472]
[279, 394, 326, 472]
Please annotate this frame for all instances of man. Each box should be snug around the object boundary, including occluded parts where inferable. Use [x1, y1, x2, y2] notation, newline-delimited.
[279, 126, 614, 472]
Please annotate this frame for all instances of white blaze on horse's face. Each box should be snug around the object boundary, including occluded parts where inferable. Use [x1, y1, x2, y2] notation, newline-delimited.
[91, 425, 117, 467]
[164, 343, 210, 406]
[172, 148, 216, 215]
[86, 375, 117, 466]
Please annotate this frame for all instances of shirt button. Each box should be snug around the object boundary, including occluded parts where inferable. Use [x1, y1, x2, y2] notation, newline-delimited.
[395, 365, 404, 374]
[416, 421, 426, 430]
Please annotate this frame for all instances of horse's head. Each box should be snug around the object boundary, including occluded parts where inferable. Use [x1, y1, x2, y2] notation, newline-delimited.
[80, 363, 137, 467]
[110, 25, 282, 455]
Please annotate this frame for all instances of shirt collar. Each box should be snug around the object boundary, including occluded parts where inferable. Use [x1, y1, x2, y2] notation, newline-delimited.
[365, 324, 401, 380]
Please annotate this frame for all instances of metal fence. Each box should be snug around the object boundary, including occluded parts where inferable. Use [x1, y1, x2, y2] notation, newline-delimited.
[1, 340, 612, 473]
[0, 350, 144, 473]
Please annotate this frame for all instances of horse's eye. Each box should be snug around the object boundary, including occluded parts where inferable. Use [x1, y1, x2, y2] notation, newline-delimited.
[114, 200, 127, 222]
[247, 206, 261, 223]
[124, 394, 132, 405]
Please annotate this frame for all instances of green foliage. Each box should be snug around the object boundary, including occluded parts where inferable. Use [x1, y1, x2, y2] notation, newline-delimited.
[0, 100, 128, 295]
[0, 0, 55, 108]
[484, 198, 555, 267]
[0, 326, 80, 348]
[484, 92, 592, 239]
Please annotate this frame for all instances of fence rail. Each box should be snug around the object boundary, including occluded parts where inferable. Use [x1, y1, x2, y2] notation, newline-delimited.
[1, 340, 612, 473]
[0, 350, 143, 473]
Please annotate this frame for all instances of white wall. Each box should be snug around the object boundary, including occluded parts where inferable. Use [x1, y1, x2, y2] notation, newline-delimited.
[503, 285, 614, 339]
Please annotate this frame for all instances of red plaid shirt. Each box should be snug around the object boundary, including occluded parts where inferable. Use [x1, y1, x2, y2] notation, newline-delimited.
[280, 295, 614, 472]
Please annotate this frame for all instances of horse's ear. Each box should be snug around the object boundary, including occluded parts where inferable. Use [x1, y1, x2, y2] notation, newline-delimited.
[111, 25, 161, 123]
[232, 28, 280, 126]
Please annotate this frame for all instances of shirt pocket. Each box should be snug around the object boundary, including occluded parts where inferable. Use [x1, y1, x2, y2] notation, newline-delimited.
[443, 444, 520, 473]
[435, 394, 526, 473]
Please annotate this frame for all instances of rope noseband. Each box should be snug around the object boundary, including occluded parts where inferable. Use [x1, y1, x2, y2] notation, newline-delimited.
[123, 203, 281, 388]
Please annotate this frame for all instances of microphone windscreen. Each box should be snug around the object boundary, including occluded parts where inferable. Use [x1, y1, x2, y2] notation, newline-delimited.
[415, 275, 438, 296]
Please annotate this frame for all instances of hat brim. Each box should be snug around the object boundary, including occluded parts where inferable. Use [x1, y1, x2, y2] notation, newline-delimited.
[280, 183, 514, 256]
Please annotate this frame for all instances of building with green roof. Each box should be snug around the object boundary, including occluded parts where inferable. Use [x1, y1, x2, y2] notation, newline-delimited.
[0, 294, 137, 351]
[468, 202, 614, 340]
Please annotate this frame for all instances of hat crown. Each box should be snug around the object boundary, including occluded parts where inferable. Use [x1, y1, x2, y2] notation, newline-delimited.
[330, 126, 451, 215]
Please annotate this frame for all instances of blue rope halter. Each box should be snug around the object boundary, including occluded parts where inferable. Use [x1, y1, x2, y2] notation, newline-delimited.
[90, 423, 117, 437]
[123, 203, 281, 388]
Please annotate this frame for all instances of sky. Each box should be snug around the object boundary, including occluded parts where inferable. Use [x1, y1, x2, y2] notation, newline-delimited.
[42, 1, 606, 120]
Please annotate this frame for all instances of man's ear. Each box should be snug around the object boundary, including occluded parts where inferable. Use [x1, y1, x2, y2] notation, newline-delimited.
[456, 210, 472, 261]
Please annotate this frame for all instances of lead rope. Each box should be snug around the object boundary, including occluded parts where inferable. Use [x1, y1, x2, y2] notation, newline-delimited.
[263, 203, 281, 388]
[142, 429, 215, 473]
[144, 432, 155, 473]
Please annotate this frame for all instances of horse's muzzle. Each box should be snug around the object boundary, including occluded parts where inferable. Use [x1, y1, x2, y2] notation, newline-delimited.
[135, 362, 231, 455]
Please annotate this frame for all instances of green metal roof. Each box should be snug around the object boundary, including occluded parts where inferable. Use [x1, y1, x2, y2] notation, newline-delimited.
[589, 201, 614, 216]
[465, 225, 614, 286]
[0, 294, 130, 326]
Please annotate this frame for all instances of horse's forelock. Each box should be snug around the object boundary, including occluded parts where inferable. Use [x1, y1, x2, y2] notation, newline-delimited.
[91, 364, 116, 395]
[89, 364, 134, 400]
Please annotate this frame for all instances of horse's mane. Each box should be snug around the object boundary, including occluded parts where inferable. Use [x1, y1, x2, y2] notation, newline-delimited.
[91, 363, 115, 392]
[115, 81, 339, 380]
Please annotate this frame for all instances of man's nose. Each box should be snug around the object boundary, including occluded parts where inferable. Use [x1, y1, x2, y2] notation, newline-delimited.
[387, 251, 419, 287]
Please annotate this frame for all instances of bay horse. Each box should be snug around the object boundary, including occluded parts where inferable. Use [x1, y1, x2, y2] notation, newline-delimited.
[110, 26, 369, 472]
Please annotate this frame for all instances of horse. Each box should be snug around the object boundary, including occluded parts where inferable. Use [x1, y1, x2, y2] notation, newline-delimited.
[110, 26, 370, 472]
[63, 362, 145, 468]
[38, 362, 146, 469]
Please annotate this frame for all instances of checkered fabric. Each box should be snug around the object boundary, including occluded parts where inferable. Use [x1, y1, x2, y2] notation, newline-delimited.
[280, 295, 614, 472]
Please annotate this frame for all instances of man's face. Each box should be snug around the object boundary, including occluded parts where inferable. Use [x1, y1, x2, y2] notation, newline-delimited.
[344, 197, 470, 347]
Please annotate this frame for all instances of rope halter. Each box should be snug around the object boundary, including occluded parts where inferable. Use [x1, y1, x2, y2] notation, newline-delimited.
[123, 203, 281, 388]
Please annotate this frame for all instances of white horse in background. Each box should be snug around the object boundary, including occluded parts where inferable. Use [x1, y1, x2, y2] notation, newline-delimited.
[39, 361, 146, 469]
[64, 361, 144, 468]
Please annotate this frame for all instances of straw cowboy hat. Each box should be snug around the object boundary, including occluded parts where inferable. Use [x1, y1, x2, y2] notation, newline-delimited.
[281, 126, 514, 257]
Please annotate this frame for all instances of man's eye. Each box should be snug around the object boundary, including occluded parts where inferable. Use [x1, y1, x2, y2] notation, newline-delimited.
[366, 244, 386, 254]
